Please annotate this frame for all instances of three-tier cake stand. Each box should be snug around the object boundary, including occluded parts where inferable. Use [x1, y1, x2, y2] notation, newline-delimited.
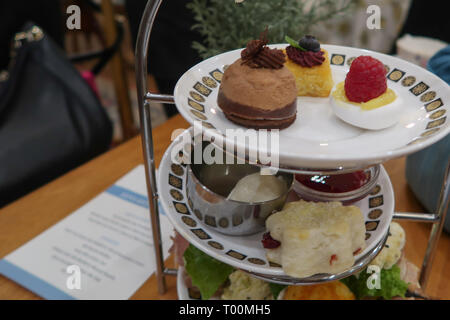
[135, 0, 449, 296]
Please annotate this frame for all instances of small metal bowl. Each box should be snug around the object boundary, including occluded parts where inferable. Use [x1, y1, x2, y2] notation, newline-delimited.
[186, 145, 293, 236]
[292, 165, 380, 205]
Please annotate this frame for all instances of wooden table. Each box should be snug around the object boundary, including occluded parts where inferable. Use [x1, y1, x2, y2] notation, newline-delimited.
[0, 114, 448, 300]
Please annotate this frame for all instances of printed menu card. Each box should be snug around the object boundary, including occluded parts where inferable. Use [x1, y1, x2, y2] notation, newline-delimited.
[0, 165, 172, 299]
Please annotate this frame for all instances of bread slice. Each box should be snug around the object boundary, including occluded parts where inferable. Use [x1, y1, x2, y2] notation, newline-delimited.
[265, 200, 365, 278]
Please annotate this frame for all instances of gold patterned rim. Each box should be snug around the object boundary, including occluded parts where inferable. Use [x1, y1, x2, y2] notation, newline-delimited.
[164, 140, 388, 269]
[186, 51, 447, 147]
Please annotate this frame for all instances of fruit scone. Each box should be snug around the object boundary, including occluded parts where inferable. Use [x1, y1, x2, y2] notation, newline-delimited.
[262, 200, 366, 278]
[283, 35, 334, 97]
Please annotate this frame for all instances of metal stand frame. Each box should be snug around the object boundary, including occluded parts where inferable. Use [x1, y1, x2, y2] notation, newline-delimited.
[135, 0, 450, 295]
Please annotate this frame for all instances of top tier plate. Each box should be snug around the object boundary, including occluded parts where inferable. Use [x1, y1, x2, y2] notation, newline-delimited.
[174, 44, 450, 169]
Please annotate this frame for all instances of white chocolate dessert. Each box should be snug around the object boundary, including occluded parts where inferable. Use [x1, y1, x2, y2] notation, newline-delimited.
[330, 55, 402, 130]
[227, 173, 287, 203]
[331, 82, 402, 130]
[265, 200, 366, 278]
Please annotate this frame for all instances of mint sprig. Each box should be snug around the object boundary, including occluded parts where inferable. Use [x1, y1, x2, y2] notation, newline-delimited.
[285, 35, 306, 51]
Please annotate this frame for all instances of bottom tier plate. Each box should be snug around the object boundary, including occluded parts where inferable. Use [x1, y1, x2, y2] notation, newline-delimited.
[177, 229, 388, 300]
[159, 128, 394, 279]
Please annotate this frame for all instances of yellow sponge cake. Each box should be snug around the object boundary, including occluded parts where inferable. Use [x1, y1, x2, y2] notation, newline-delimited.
[284, 35, 333, 97]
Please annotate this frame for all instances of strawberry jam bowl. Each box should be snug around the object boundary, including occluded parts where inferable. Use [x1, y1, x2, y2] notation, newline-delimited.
[292, 165, 380, 205]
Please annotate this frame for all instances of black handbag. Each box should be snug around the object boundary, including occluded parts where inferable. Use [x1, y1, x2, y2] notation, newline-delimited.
[0, 23, 113, 207]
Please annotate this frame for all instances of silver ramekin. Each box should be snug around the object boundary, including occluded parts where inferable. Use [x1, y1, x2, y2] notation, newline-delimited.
[186, 157, 293, 236]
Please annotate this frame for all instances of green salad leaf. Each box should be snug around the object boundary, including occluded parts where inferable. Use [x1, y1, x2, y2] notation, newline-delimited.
[184, 244, 234, 300]
[269, 283, 287, 300]
[341, 265, 408, 300]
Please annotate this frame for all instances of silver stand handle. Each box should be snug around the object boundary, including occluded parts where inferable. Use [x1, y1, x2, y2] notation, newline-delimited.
[135, 0, 170, 294]
[419, 160, 450, 290]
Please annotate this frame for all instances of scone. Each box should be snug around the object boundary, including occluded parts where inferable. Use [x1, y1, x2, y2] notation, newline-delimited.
[283, 35, 333, 97]
[217, 35, 298, 129]
[263, 200, 366, 278]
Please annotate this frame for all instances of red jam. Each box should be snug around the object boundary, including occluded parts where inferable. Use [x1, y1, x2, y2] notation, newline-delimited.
[329, 254, 338, 265]
[262, 232, 281, 249]
[295, 171, 370, 194]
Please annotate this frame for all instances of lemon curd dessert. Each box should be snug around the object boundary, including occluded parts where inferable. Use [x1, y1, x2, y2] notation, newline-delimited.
[331, 55, 401, 130]
[332, 82, 397, 111]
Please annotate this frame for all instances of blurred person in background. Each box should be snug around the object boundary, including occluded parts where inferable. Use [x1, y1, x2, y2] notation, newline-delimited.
[124, 0, 354, 118]
[396, 0, 450, 46]
[125, 0, 204, 118]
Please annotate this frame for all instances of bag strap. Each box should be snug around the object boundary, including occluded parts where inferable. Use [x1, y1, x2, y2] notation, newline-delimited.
[0, 26, 44, 119]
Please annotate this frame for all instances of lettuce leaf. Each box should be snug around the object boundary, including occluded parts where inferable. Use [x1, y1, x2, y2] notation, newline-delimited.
[341, 265, 408, 299]
[183, 244, 234, 300]
[269, 283, 287, 299]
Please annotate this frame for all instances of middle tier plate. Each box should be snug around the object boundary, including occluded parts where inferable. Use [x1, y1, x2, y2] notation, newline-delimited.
[158, 128, 394, 278]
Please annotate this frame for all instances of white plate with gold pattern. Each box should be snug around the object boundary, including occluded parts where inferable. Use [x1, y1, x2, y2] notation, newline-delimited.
[177, 267, 203, 300]
[174, 44, 450, 170]
[158, 128, 394, 280]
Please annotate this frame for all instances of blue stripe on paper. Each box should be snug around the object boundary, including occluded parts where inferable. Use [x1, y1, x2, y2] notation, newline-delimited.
[0, 259, 75, 300]
[105, 185, 165, 215]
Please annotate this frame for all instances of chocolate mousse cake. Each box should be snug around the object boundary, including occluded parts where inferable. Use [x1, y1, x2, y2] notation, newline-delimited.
[217, 36, 298, 130]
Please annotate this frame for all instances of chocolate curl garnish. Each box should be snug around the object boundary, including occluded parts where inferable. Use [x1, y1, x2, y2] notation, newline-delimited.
[241, 28, 285, 69]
